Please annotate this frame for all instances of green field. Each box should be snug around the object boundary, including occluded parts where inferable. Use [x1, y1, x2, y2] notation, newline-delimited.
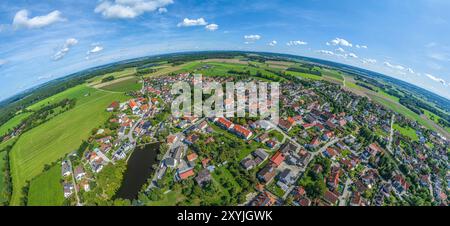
[0, 151, 7, 203]
[0, 138, 16, 151]
[10, 85, 127, 205]
[100, 77, 142, 92]
[393, 124, 419, 141]
[27, 164, 64, 206]
[0, 112, 32, 136]
[27, 85, 97, 111]
[285, 71, 323, 80]
[87, 67, 137, 85]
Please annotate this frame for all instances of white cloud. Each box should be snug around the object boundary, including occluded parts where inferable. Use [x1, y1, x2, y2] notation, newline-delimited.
[268, 40, 277, 46]
[425, 74, 448, 86]
[327, 38, 352, 47]
[95, 0, 174, 19]
[0, 59, 6, 66]
[355, 44, 368, 49]
[407, 68, 414, 74]
[335, 47, 345, 53]
[53, 38, 79, 61]
[205, 23, 219, 31]
[158, 7, 168, 14]
[244, 34, 261, 42]
[316, 50, 335, 56]
[286, 40, 307, 46]
[347, 53, 358, 58]
[361, 58, 377, 64]
[87, 45, 104, 55]
[384, 61, 405, 70]
[13, 10, 65, 29]
[177, 18, 208, 27]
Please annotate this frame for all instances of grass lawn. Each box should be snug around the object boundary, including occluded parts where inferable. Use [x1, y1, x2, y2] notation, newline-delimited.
[27, 164, 64, 206]
[393, 124, 419, 141]
[0, 151, 7, 203]
[100, 77, 142, 92]
[0, 112, 32, 137]
[146, 189, 184, 206]
[9, 85, 127, 205]
[269, 130, 284, 142]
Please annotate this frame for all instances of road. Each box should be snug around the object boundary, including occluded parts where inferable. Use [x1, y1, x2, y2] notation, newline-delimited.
[339, 179, 352, 206]
[67, 159, 82, 206]
[387, 114, 395, 154]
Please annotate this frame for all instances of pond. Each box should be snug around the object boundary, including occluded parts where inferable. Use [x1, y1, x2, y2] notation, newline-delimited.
[115, 142, 160, 200]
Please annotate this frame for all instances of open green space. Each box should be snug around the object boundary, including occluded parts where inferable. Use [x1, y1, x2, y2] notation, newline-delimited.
[0, 151, 7, 203]
[0, 112, 32, 136]
[27, 85, 97, 111]
[100, 77, 142, 92]
[393, 123, 419, 141]
[87, 67, 137, 85]
[27, 164, 64, 206]
[10, 85, 127, 205]
[285, 71, 322, 81]
[0, 138, 16, 151]
[146, 189, 183, 206]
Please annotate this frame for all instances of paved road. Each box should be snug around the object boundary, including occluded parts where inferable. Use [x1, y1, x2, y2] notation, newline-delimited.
[339, 178, 352, 206]
[387, 114, 395, 154]
[67, 159, 82, 206]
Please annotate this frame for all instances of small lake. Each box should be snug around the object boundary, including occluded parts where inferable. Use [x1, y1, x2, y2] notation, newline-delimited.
[115, 142, 160, 200]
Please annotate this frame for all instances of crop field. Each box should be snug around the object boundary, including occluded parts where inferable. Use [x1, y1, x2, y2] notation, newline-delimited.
[27, 164, 63, 206]
[0, 151, 7, 203]
[100, 76, 142, 92]
[0, 112, 32, 136]
[9, 85, 127, 205]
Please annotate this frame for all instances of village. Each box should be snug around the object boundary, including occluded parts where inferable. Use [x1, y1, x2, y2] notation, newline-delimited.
[57, 72, 448, 206]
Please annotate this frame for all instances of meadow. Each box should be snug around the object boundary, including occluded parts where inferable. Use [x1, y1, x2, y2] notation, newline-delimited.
[27, 164, 64, 206]
[0, 151, 7, 203]
[393, 124, 419, 141]
[100, 76, 142, 92]
[9, 85, 127, 205]
[0, 112, 32, 136]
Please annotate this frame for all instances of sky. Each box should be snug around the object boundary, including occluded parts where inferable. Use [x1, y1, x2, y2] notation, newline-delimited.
[0, 0, 449, 101]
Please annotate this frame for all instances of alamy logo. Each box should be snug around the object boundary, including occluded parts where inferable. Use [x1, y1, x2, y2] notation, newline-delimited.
[171, 74, 280, 124]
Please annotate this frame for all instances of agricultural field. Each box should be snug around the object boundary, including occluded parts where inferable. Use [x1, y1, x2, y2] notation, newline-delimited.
[0, 138, 16, 151]
[87, 67, 137, 86]
[99, 76, 142, 92]
[0, 112, 32, 136]
[27, 164, 64, 206]
[27, 85, 97, 111]
[9, 85, 128, 205]
[0, 151, 7, 204]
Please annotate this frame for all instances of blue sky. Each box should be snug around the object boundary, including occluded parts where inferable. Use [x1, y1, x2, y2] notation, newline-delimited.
[0, 0, 449, 100]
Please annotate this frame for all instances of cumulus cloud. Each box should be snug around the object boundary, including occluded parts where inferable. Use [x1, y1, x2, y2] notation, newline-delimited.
[268, 40, 277, 46]
[425, 74, 448, 86]
[361, 58, 377, 64]
[13, 9, 65, 29]
[85, 45, 104, 60]
[335, 47, 345, 53]
[53, 38, 78, 61]
[355, 44, 368, 49]
[205, 23, 218, 31]
[244, 34, 261, 42]
[347, 53, 358, 58]
[316, 50, 335, 56]
[158, 7, 168, 13]
[286, 40, 307, 46]
[95, 0, 174, 19]
[384, 61, 405, 70]
[327, 38, 352, 47]
[177, 18, 208, 27]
